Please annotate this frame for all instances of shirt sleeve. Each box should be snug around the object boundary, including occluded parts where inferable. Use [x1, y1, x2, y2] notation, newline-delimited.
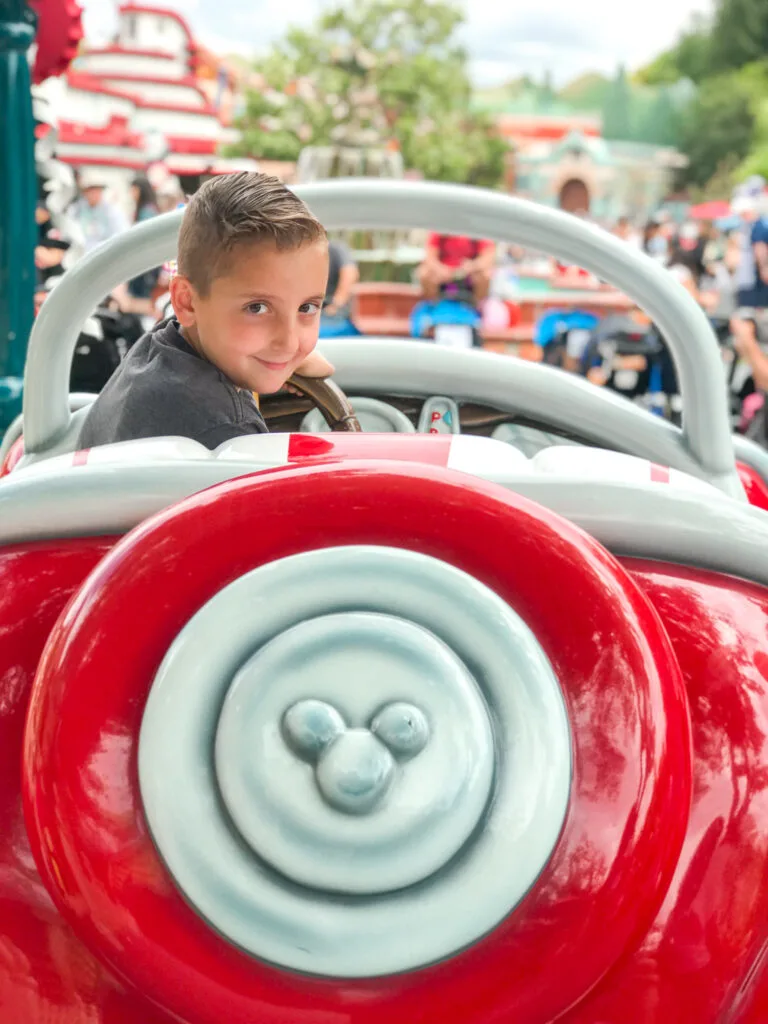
[752, 220, 768, 246]
[195, 418, 268, 451]
[426, 232, 441, 250]
[668, 264, 693, 285]
[333, 241, 355, 267]
[108, 205, 130, 235]
[478, 240, 495, 252]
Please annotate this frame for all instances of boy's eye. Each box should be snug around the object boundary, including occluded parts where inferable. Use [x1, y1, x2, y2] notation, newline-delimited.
[245, 302, 268, 315]
[299, 302, 321, 315]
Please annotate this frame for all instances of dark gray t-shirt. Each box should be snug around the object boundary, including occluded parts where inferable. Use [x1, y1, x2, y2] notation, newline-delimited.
[78, 318, 268, 450]
[325, 241, 355, 316]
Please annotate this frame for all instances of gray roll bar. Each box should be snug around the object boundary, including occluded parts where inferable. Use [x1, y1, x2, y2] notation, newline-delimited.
[21, 179, 740, 496]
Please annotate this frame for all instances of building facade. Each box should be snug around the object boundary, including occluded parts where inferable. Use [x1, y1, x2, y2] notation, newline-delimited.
[511, 129, 688, 224]
[33, 3, 258, 212]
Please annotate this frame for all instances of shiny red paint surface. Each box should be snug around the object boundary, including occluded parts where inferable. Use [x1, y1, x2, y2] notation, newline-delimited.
[564, 561, 768, 1023]
[0, 436, 24, 478]
[737, 460, 768, 512]
[20, 461, 689, 1024]
[0, 537, 169, 1023]
[287, 431, 453, 464]
[6, 465, 768, 1022]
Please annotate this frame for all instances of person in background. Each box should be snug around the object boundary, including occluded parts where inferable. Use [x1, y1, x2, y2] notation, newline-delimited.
[699, 231, 736, 322]
[666, 241, 702, 302]
[131, 175, 158, 223]
[323, 240, 360, 320]
[642, 218, 668, 263]
[731, 192, 768, 304]
[729, 190, 768, 439]
[613, 215, 641, 248]
[156, 177, 184, 213]
[111, 175, 161, 316]
[731, 191, 768, 311]
[34, 198, 70, 287]
[417, 232, 496, 306]
[70, 170, 129, 254]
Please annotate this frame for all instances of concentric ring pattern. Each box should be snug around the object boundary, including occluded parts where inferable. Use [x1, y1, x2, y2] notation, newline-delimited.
[138, 545, 571, 978]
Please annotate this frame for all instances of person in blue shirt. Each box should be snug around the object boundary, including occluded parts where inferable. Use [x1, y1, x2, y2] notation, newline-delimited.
[70, 170, 129, 254]
[730, 191, 768, 442]
[732, 193, 768, 309]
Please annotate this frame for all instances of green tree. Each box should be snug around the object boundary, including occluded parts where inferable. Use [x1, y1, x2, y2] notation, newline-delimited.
[678, 71, 756, 187]
[558, 72, 611, 112]
[540, 69, 555, 106]
[602, 64, 633, 141]
[738, 89, 768, 179]
[229, 0, 506, 187]
[636, 17, 713, 85]
[634, 88, 682, 147]
[710, 0, 768, 73]
[686, 156, 742, 203]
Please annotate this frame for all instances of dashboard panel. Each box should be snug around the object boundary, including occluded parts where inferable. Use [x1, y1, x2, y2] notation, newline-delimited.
[259, 391, 584, 458]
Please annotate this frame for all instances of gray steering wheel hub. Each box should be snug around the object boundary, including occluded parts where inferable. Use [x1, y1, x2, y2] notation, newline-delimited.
[139, 545, 571, 978]
[215, 611, 495, 894]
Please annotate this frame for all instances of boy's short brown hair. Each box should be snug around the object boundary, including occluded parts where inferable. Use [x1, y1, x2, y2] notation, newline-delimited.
[177, 172, 326, 295]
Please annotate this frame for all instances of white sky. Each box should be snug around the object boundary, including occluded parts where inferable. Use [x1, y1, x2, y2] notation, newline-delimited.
[79, 0, 713, 86]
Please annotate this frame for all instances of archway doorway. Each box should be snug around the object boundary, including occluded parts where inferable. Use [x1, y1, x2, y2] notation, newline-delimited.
[559, 178, 590, 215]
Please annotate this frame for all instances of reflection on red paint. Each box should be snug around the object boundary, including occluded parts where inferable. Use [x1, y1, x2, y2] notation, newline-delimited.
[0, 437, 24, 478]
[564, 560, 768, 1022]
[737, 461, 768, 512]
[1, 473, 768, 1021]
[289, 433, 453, 466]
[18, 463, 688, 1023]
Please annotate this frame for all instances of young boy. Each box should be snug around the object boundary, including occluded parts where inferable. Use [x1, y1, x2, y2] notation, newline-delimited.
[78, 172, 332, 451]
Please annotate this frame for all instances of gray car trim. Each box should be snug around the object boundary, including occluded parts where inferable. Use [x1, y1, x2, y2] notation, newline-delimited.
[1, 460, 766, 587]
[316, 339, 741, 493]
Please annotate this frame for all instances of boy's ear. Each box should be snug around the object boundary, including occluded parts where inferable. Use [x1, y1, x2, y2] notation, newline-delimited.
[169, 274, 197, 329]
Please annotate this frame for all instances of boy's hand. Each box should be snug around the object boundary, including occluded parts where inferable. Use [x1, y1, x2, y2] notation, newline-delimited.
[294, 351, 334, 378]
[281, 351, 335, 397]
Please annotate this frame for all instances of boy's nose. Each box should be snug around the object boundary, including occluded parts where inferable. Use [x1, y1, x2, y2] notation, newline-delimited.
[269, 315, 302, 357]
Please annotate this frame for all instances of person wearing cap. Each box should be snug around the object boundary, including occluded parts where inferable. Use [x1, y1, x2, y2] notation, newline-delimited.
[156, 177, 184, 213]
[70, 170, 129, 254]
[731, 190, 768, 309]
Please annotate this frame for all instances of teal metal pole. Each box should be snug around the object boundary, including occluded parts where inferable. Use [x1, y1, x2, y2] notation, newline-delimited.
[0, 0, 36, 431]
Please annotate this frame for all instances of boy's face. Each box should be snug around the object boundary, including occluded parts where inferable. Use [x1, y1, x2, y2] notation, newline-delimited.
[170, 238, 329, 393]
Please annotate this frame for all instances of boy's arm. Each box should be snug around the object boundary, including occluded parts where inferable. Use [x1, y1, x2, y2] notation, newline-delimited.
[294, 351, 334, 377]
[281, 351, 336, 398]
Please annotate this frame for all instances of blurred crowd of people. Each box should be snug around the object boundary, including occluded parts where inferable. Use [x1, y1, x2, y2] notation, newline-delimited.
[34, 170, 185, 319]
[604, 190, 768, 412]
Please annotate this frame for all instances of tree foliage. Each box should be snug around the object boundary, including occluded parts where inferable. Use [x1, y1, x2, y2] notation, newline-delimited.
[558, 72, 611, 112]
[636, 16, 713, 86]
[635, 0, 768, 193]
[229, 0, 506, 187]
[679, 71, 756, 187]
[710, 0, 768, 73]
[601, 64, 633, 141]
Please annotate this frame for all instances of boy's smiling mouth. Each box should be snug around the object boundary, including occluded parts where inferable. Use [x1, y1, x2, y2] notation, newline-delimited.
[255, 357, 292, 371]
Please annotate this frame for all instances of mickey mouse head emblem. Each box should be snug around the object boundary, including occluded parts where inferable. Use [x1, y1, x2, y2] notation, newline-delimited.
[282, 699, 430, 815]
